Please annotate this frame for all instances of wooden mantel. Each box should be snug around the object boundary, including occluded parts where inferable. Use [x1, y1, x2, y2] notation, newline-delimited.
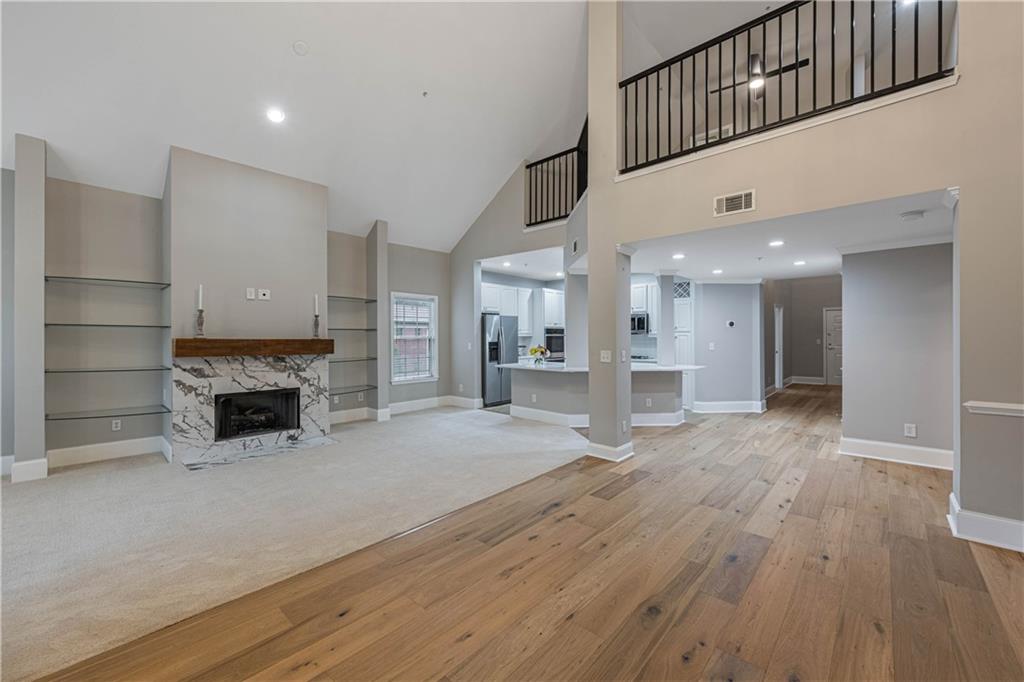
[172, 338, 335, 358]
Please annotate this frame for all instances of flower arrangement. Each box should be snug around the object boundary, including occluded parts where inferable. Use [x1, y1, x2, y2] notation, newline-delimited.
[528, 345, 550, 365]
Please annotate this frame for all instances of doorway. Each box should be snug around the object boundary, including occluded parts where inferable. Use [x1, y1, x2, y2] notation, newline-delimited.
[823, 307, 843, 385]
[774, 304, 784, 390]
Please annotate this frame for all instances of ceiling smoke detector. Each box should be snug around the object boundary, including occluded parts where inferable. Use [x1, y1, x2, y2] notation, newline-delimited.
[292, 41, 309, 56]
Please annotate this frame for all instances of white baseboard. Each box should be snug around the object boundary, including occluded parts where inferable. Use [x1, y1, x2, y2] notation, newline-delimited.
[370, 408, 390, 422]
[764, 386, 778, 399]
[693, 400, 766, 414]
[447, 395, 483, 409]
[783, 376, 795, 387]
[948, 492, 1024, 552]
[11, 458, 48, 483]
[839, 436, 953, 470]
[631, 410, 686, 427]
[390, 397, 441, 415]
[1, 454, 13, 476]
[331, 407, 369, 424]
[510, 405, 588, 428]
[47, 436, 171, 470]
[587, 440, 635, 462]
[789, 376, 826, 385]
[160, 436, 173, 463]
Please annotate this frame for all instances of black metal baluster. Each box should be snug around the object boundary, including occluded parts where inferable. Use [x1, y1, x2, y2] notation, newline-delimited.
[937, 0, 943, 72]
[796, 7, 800, 116]
[891, 0, 896, 86]
[657, 69, 661, 159]
[831, 0, 836, 104]
[668, 63, 672, 154]
[645, 77, 650, 163]
[762, 21, 767, 126]
[871, 0, 876, 92]
[813, 0, 818, 110]
[633, 82, 638, 168]
[692, 56, 696, 148]
[747, 29, 752, 130]
[851, 0, 855, 99]
[718, 42, 723, 140]
[704, 49, 709, 145]
[732, 36, 737, 137]
[778, 14, 783, 122]
[913, 0, 919, 79]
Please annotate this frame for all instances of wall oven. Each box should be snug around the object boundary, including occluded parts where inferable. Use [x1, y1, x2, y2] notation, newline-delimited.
[544, 327, 565, 361]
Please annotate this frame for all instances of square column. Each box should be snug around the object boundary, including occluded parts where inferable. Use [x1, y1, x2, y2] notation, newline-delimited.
[657, 272, 676, 365]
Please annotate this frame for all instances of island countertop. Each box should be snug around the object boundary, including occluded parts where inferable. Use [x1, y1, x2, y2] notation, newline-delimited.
[497, 362, 704, 373]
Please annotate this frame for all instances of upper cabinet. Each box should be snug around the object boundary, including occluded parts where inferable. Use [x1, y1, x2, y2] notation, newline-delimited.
[517, 288, 533, 336]
[499, 286, 518, 316]
[630, 284, 648, 312]
[647, 283, 660, 335]
[543, 288, 564, 327]
[481, 282, 501, 313]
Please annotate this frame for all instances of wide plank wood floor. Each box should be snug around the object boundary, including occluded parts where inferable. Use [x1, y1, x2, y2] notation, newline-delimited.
[43, 385, 1024, 681]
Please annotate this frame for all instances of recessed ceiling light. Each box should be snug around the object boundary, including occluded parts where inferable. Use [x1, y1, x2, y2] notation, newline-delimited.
[769, 240, 785, 247]
[672, 253, 685, 260]
[502, 261, 511, 267]
[712, 269, 723, 275]
[556, 271, 564, 277]
[266, 108, 285, 123]
[794, 260, 806, 266]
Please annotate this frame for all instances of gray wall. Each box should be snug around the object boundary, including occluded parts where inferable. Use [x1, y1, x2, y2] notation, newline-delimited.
[694, 283, 763, 404]
[326, 231, 372, 414]
[327, 231, 368, 298]
[167, 147, 327, 340]
[365, 221, 389, 411]
[388, 242, 451, 403]
[1, 169, 14, 459]
[564, 274, 588, 366]
[787, 275, 842, 379]
[450, 164, 565, 401]
[843, 244, 953, 451]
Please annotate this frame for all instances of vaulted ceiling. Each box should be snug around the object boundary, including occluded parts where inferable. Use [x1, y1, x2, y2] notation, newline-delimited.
[2, 2, 587, 251]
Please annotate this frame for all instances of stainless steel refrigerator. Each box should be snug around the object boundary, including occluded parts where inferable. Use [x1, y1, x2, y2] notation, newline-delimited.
[482, 312, 519, 407]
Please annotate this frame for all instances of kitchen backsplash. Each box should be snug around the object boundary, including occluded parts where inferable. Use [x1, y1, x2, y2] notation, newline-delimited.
[630, 333, 656, 360]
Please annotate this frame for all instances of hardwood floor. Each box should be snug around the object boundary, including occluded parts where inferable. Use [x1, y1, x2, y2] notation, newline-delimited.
[43, 385, 1024, 681]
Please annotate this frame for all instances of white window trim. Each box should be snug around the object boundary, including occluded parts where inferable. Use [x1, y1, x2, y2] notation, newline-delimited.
[390, 291, 439, 385]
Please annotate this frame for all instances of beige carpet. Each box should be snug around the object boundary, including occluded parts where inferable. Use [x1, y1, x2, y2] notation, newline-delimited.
[1, 407, 587, 681]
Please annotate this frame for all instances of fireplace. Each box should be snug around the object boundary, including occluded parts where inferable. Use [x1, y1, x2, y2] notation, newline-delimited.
[214, 388, 300, 441]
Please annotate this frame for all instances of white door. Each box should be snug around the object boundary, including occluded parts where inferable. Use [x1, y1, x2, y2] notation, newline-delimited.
[517, 288, 532, 336]
[774, 305, 784, 390]
[499, 286, 517, 316]
[674, 298, 692, 332]
[824, 308, 843, 385]
[675, 332, 694, 409]
[481, 283, 500, 312]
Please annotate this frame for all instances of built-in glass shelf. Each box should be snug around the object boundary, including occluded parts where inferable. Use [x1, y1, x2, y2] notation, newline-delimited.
[45, 366, 171, 374]
[329, 384, 377, 396]
[328, 295, 376, 304]
[46, 404, 171, 421]
[327, 327, 377, 332]
[45, 275, 170, 289]
[45, 323, 171, 329]
[329, 357, 377, 364]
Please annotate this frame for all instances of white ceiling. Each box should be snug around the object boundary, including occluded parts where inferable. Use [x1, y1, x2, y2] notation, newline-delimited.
[1, 2, 587, 252]
[481, 246, 564, 282]
[627, 189, 955, 280]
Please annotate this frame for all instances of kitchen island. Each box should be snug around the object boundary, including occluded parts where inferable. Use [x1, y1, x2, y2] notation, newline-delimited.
[497, 362, 703, 427]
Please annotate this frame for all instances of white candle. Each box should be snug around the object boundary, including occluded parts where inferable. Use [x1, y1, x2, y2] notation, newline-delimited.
[314, 294, 319, 315]
[198, 284, 203, 310]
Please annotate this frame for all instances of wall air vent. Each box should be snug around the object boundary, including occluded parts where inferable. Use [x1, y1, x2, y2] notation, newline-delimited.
[713, 189, 755, 217]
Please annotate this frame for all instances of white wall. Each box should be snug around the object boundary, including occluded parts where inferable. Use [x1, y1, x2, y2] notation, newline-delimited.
[1, 169, 14, 461]
[842, 244, 953, 451]
[694, 282, 763, 408]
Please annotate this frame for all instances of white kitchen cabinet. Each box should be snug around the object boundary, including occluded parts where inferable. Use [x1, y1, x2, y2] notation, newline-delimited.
[630, 284, 648, 312]
[675, 331, 695, 409]
[481, 282, 500, 312]
[517, 288, 533, 335]
[647, 284, 660, 336]
[543, 289, 565, 327]
[499, 286, 518, 316]
[674, 298, 692, 332]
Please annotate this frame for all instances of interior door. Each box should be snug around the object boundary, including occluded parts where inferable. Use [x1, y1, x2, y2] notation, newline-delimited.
[824, 308, 843, 385]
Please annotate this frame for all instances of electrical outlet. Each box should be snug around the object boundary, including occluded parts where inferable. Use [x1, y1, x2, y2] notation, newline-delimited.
[620, 349, 627, 362]
[246, 287, 256, 300]
[621, 420, 627, 433]
[708, 342, 716, 351]
[600, 350, 612, 363]
[531, 393, 537, 404]
[904, 423, 918, 438]
[111, 419, 122, 432]
[333, 395, 339, 405]
[458, 383, 464, 393]
[257, 288, 271, 300]
[645, 397, 653, 408]
[357, 392, 364, 402]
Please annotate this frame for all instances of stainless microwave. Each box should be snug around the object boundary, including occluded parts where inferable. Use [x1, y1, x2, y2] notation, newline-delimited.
[630, 313, 649, 335]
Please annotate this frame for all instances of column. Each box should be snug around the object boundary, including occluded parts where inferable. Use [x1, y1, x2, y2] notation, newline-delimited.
[656, 272, 675, 365]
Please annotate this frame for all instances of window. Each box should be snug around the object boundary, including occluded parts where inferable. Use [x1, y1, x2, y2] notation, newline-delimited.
[391, 292, 438, 384]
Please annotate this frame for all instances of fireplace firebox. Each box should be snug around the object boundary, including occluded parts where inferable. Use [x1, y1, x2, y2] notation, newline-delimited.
[214, 388, 300, 441]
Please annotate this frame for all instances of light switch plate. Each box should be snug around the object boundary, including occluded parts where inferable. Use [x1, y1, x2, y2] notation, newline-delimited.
[600, 350, 612, 363]
[111, 419, 122, 432]
[531, 393, 537, 404]
[357, 392, 364, 402]
[620, 349, 627, 362]
[904, 423, 917, 438]
[645, 398, 653, 407]
[257, 289, 271, 300]
[246, 288, 256, 300]
[709, 342, 716, 351]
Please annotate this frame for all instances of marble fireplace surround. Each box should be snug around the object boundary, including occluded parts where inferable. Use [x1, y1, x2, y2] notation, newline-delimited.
[171, 339, 333, 470]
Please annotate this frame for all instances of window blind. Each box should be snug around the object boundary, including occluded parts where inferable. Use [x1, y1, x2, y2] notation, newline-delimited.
[392, 295, 437, 382]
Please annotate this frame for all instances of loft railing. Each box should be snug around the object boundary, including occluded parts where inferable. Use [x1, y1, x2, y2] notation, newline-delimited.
[525, 120, 588, 227]
[618, 0, 957, 173]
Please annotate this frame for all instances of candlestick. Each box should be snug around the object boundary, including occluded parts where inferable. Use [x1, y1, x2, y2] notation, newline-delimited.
[197, 284, 204, 310]
[314, 294, 319, 315]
